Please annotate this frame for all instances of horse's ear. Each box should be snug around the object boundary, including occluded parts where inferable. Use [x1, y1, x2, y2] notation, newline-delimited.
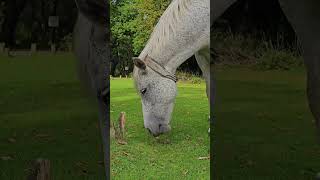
[132, 57, 146, 70]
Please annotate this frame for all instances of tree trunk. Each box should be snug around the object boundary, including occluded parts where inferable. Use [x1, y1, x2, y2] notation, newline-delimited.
[1, 0, 27, 50]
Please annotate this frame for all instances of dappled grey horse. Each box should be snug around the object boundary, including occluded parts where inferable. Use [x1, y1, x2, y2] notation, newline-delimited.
[73, 0, 109, 179]
[133, 0, 210, 136]
[134, 0, 320, 144]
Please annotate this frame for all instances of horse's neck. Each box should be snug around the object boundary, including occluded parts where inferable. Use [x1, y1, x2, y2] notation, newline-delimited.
[138, 0, 210, 73]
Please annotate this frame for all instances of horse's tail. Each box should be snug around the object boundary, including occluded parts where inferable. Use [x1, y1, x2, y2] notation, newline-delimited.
[73, 0, 109, 179]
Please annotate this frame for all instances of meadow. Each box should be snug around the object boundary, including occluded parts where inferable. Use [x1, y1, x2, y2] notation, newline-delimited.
[1, 53, 319, 179]
[110, 78, 210, 179]
[111, 66, 320, 180]
[213, 67, 320, 179]
[0, 53, 105, 179]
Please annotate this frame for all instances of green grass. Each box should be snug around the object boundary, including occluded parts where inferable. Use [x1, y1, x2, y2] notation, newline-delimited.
[110, 78, 210, 179]
[214, 67, 320, 179]
[0, 53, 105, 179]
[2, 53, 319, 179]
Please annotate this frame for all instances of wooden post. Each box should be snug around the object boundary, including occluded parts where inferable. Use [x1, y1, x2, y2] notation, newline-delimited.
[125, 66, 129, 78]
[31, 43, 37, 53]
[0, 42, 5, 53]
[51, 44, 56, 53]
[27, 159, 50, 180]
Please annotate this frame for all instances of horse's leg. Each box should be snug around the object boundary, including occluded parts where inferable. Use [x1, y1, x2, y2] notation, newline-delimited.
[211, 0, 239, 133]
[74, 0, 109, 179]
[195, 47, 212, 130]
[279, 0, 320, 141]
[279, 0, 320, 177]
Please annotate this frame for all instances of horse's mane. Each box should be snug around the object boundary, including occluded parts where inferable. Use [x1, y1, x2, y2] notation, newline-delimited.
[143, 0, 192, 56]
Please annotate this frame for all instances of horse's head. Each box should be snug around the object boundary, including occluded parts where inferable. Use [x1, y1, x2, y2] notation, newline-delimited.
[132, 57, 177, 136]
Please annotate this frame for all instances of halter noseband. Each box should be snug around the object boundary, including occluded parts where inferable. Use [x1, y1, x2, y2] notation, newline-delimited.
[144, 55, 177, 83]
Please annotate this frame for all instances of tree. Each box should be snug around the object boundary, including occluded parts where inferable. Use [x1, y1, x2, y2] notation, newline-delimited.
[214, 0, 297, 49]
[1, 0, 27, 49]
[110, 0, 171, 76]
[131, 0, 170, 53]
[0, 0, 77, 50]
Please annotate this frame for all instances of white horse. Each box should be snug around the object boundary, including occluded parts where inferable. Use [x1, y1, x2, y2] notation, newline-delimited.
[133, 0, 210, 136]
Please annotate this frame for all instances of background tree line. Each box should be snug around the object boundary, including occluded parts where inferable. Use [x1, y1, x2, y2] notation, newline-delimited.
[110, 0, 204, 76]
[111, 0, 299, 76]
[0, 0, 77, 51]
[0, 0, 300, 74]
[214, 0, 297, 49]
[213, 0, 303, 70]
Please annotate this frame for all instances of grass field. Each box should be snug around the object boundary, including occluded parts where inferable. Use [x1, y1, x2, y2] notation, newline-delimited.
[2, 53, 320, 179]
[213, 67, 320, 179]
[0, 53, 105, 179]
[110, 78, 210, 179]
[111, 66, 320, 180]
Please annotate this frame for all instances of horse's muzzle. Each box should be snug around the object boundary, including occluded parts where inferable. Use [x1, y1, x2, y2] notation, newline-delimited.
[146, 123, 171, 137]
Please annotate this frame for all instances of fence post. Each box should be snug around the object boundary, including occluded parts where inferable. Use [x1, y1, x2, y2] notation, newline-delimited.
[0, 42, 5, 53]
[51, 44, 56, 53]
[31, 43, 37, 53]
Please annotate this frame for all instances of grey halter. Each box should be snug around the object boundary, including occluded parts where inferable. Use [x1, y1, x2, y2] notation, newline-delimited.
[144, 55, 177, 83]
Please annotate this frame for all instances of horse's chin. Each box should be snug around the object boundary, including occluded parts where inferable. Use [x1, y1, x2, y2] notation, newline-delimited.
[144, 121, 171, 136]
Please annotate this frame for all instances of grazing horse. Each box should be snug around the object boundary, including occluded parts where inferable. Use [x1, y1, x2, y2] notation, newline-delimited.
[132, 0, 210, 136]
[73, 0, 109, 179]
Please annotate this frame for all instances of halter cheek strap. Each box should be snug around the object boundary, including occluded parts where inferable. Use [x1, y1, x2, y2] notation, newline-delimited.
[144, 55, 177, 83]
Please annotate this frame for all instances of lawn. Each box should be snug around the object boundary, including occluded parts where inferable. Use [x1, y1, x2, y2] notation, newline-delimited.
[111, 66, 320, 180]
[2, 52, 319, 179]
[110, 78, 210, 179]
[213, 67, 320, 179]
[0, 53, 105, 179]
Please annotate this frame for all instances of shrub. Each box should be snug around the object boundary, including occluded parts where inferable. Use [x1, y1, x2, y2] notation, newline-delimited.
[59, 34, 73, 51]
[176, 71, 204, 84]
[212, 31, 303, 70]
[190, 77, 203, 84]
[255, 50, 303, 70]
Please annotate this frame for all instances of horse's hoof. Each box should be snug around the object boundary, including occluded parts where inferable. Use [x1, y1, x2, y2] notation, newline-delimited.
[315, 172, 320, 180]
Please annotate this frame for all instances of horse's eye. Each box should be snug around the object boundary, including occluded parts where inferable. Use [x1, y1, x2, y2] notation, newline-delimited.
[140, 88, 147, 95]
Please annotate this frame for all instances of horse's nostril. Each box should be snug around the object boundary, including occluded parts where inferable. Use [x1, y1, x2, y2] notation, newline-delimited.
[159, 124, 162, 129]
[147, 128, 152, 134]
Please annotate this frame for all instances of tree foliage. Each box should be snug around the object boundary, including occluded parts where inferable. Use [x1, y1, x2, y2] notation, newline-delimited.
[0, 0, 77, 49]
[110, 0, 170, 76]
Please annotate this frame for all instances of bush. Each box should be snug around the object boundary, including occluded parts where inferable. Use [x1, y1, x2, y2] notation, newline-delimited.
[255, 50, 303, 70]
[212, 31, 303, 70]
[58, 34, 73, 51]
[176, 71, 204, 84]
[212, 32, 263, 65]
[190, 77, 203, 84]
